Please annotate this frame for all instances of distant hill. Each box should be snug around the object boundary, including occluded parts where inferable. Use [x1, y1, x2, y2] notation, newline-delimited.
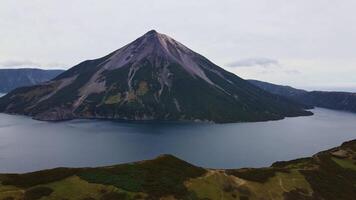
[0, 139, 356, 199]
[248, 80, 308, 97]
[249, 79, 356, 113]
[0, 30, 311, 122]
[0, 68, 64, 93]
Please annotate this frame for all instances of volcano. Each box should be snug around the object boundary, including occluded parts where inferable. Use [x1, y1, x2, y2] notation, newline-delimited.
[0, 30, 312, 122]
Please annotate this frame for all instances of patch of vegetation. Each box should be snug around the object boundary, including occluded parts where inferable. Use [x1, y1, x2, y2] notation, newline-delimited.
[283, 188, 317, 200]
[271, 157, 313, 169]
[136, 81, 149, 96]
[24, 186, 53, 200]
[100, 191, 128, 200]
[186, 171, 241, 200]
[2, 168, 78, 188]
[226, 167, 289, 183]
[340, 139, 356, 151]
[102, 64, 130, 91]
[2, 197, 15, 200]
[79, 155, 206, 198]
[105, 94, 122, 105]
[301, 153, 356, 200]
[42, 176, 124, 200]
[188, 168, 312, 200]
[245, 170, 312, 200]
[82, 198, 96, 200]
[79, 169, 143, 192]
[331, 157, 356, 170]
[126, 91, 137, 102]
[0, 185, 23, 200]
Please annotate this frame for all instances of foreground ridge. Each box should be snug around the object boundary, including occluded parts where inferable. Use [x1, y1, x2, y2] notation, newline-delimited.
[1, 140, 356, 200]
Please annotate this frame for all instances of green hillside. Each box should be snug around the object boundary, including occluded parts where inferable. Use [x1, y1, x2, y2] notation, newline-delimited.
[1, 140, 356, 200]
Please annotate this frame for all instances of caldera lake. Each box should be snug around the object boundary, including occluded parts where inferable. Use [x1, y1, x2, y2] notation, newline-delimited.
[0, 107, 356, 173]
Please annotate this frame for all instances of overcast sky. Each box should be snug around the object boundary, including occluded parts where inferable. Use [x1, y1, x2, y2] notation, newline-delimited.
[1, 0, 355, 91]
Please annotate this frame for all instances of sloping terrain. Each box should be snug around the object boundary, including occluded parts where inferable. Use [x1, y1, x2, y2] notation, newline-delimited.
[249, 79, 356, 113]
[1, 140, 356, 200]
[0, 68, 64, 93]
[247, 80, 308, 99]
[0, 31, 311, 123]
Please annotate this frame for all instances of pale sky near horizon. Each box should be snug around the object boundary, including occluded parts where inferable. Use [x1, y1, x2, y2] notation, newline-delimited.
[1, 0, 356, 91]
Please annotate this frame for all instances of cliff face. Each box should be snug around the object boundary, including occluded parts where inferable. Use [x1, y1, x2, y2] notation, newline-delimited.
[0, 31, 311, 122]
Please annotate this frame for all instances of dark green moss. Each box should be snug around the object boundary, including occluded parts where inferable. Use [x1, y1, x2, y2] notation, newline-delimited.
[271, 157, 314, 169]
[282, 188, 317, 200]
[2, 168, 78, 188]
[79, 155, 206, 198]
[226, 167, 289, 183]
[300, 153, 356, 200]
[239, 196, 249, 200]
[1, 197, 14, 200]
[100, 192, 128, 200]
[24, 186, 53, 200]
[340, 139, 356, 152]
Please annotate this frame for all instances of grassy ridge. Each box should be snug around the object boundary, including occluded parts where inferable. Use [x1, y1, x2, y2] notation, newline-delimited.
[0, 140, 356, 200]
[78, 155, 206, 198]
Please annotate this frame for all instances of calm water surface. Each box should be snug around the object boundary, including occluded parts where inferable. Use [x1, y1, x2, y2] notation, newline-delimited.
[0, 108, 356, 173]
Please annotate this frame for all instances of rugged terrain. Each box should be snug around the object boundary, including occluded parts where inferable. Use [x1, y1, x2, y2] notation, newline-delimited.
[0, 69, 64, 93]
[0, 30, 311, 123]
[249, 80, 356, 113]
[0, 140, 356, 200]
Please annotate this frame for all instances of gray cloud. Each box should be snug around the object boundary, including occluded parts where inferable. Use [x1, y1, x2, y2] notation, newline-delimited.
[0, 60, 40, 68]
[226, 58, 279, 68]
[0, 60, 65, 69]
[283, 69, 301, 74]
[1, 0, 356, 88]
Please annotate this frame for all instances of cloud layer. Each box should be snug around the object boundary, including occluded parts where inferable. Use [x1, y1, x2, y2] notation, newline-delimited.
[1, 0, 355, 90]
[0, 60, 40, 68]
[0, 60, 65, 69]
[226, 58, 279, 68]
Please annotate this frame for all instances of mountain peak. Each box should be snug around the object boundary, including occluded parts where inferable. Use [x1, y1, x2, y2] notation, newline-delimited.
[140, 29, 177, 48]
[141, 29, 168, 43]
[145, 29, 159, 35]
[104, 30, 213, 83]
[140, 29, 171, 46]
